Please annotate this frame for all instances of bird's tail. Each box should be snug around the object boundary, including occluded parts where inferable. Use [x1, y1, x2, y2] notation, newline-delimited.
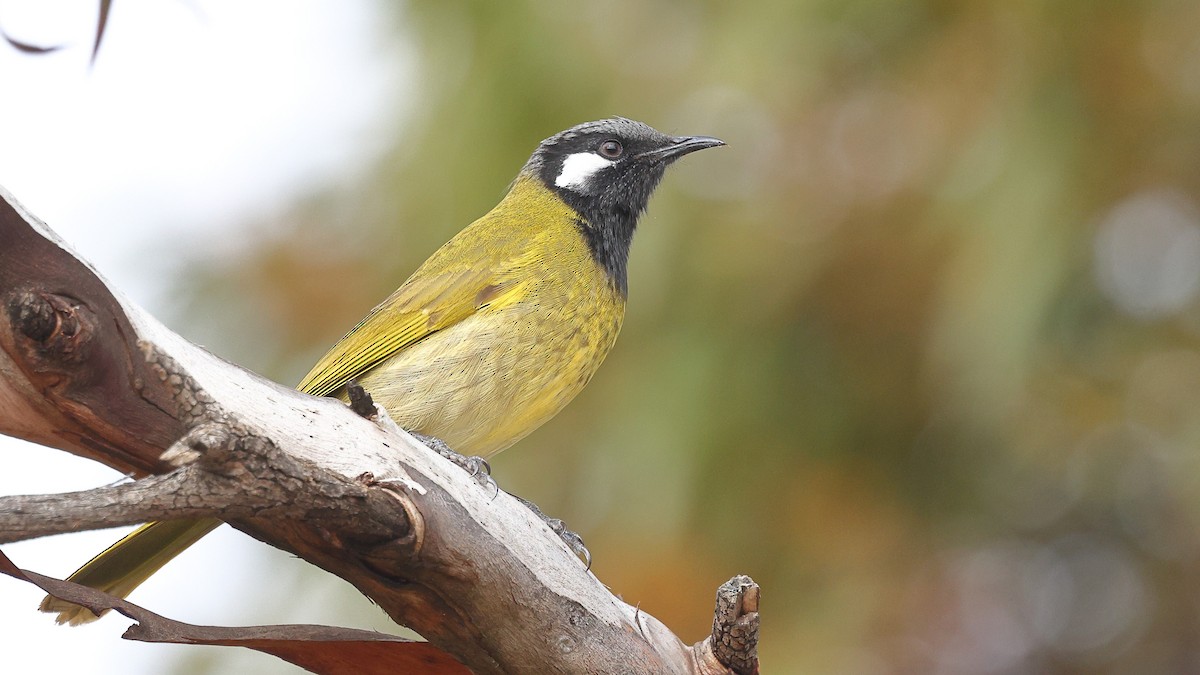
[38, 518, 221, 625]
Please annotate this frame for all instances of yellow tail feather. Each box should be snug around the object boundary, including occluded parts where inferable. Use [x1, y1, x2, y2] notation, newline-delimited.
[39, 518, 221, 625]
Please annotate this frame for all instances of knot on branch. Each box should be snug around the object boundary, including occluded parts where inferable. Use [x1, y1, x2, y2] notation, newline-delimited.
[6, 290, 91, 361]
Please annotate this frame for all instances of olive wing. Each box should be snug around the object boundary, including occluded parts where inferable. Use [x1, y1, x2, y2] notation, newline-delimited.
[297, 266, 517, 397]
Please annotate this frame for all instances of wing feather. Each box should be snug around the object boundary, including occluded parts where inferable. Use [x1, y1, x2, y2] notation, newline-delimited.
[297, 268, 505, 396]
[292, 223, 537, 396]
[297, 178, 557, 398]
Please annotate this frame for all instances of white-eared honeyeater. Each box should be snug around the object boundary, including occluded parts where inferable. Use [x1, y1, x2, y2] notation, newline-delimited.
[43, 117, 724, 624]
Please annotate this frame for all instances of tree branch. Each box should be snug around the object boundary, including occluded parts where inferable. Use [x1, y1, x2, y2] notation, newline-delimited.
[0, 471, 194, 543]
[0, 417, 405, 545]
[0, 186, 760, 675]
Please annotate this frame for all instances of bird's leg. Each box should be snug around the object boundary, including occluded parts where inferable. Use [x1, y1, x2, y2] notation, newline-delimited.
[410, 432, 588, 564]
[410, 432, 497, 495]
[413, 433, 589, 565]
[407, 436, 589, 565]
[508, 493, 591, 568]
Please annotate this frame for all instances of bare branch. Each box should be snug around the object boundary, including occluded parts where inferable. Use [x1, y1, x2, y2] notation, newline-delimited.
[0, 550, 472, 675]
[0, 186, 759, 674]
[0, 417, 401, 545]
[0, 471, 195, 543]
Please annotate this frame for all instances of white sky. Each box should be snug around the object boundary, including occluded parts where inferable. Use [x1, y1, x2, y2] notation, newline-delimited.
[0, 1, 408, 673]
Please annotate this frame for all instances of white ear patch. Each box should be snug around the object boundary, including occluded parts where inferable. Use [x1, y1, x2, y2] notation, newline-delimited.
[555, 152, 615, 190]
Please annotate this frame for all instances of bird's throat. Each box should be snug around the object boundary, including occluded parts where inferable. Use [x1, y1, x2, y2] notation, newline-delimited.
[573, 209, 635, 297]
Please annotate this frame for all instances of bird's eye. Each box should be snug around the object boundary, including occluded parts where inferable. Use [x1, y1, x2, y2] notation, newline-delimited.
[598, 139, 624, 159]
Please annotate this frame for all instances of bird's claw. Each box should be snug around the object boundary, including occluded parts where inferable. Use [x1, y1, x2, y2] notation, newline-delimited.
[407, 433, 585, 562]
[412, 432, 497, 494]
[546, 518, 591, 568]
[512, 494, 591, 567]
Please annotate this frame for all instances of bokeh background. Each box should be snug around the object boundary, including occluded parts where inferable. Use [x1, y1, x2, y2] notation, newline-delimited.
[4, 0, 1200, 673]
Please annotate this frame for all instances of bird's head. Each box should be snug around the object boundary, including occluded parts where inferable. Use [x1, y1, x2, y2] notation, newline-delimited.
[526, 117, 724, 218]
[522, 117, 724, 294]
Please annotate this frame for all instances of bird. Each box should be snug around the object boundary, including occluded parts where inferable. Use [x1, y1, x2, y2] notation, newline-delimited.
[41, 117, 724, 624]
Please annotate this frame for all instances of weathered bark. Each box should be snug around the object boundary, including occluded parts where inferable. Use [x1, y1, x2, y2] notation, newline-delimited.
[0, 187, 759, 675]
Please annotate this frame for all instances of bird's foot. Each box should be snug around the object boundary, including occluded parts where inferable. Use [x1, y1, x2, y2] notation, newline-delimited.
[511, 494, 591, 568]
[411, 432, 497, 494]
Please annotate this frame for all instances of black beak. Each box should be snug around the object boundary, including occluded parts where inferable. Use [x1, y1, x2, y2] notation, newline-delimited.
[638, 135, 726, 162]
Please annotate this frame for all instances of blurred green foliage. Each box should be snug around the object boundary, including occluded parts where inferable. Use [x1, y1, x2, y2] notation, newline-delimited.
[169, 1, 1200, 671]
